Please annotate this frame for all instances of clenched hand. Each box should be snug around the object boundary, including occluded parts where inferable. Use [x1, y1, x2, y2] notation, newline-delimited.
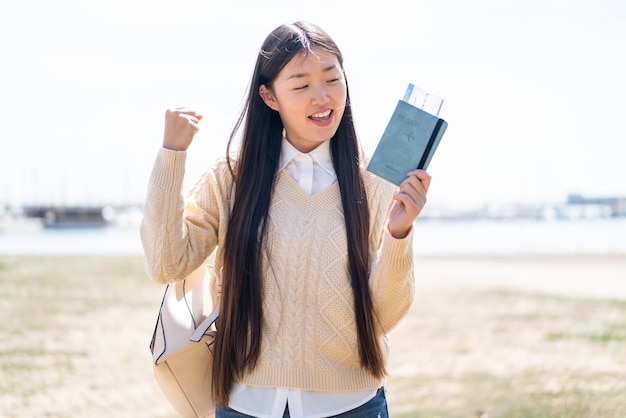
[162, 107, 203, 151]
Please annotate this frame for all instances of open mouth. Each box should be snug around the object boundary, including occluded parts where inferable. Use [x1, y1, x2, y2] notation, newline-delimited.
[309, 109, 332, 121]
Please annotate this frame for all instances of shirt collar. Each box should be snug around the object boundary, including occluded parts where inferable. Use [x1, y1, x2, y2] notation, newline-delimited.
[279, 138, 335, 176]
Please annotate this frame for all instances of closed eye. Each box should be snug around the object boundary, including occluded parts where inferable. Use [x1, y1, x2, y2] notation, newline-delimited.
[293, 84, 309, 91]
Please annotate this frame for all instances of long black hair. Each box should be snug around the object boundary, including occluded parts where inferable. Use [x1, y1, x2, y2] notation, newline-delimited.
[212, 21, 385, 408]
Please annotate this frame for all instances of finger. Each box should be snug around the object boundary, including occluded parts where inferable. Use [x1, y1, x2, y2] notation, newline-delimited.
[184, 117, 201, 133]
[405, 169, 431, 192]
[168, 112, 202, 130]
[173, 106, 200, 113]
[396, 184, 425, 210]
[166, 107, 203, 120]
[399, 175, 426, 198]
[407, 169, 431, 185]
[397, 181, 427, 205]
[181, 113, 202, 125]
[398, 175, 429, 207]
[394, 191, 426, 218]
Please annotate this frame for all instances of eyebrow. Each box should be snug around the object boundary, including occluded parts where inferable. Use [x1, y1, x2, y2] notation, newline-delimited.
[286, 64, 339, 80]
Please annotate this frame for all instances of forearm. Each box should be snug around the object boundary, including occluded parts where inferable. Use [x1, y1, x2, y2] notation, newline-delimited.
[369, 228, 415, 333]
[140, 148, 215, 284]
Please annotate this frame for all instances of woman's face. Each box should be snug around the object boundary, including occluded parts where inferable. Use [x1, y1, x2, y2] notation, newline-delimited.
[260, 47, 347, 153]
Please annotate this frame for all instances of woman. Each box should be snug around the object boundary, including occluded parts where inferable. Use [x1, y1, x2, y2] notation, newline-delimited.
[141, 21, 431, 417]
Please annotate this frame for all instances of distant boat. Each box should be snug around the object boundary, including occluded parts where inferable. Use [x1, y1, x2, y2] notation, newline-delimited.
[23, 205, 114, 229]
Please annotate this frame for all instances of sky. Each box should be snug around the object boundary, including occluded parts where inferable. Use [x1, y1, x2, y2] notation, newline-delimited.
[1, 0, 625, 209]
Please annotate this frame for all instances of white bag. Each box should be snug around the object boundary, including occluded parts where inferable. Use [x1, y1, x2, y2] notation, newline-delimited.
[150, 264, 219, 418]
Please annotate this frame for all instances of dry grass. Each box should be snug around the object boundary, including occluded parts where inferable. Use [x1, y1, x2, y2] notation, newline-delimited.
[0, 255, 170, 417]
[1, 255, 625, 417]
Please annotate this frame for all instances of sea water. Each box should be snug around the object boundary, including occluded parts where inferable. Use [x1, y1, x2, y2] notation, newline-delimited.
[1, 217, 625, 256]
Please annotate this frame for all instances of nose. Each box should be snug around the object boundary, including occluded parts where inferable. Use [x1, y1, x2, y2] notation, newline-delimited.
[311, 83, 330, 105]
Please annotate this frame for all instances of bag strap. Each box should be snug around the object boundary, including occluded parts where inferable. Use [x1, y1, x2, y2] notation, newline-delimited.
[190, 305, 219, 342]
[149, 283, 171, 351]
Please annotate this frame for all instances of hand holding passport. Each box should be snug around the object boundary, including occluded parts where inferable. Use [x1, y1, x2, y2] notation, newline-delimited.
[366, 84, 448, 185]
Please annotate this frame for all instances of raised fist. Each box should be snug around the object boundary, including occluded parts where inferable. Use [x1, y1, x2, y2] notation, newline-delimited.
[162, 107, 203, 151]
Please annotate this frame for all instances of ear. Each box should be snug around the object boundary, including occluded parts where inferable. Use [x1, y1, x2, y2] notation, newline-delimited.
[259, 85, 279, 111]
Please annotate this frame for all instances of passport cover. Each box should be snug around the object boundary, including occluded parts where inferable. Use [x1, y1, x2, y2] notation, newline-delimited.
[367, 99, 448, 185]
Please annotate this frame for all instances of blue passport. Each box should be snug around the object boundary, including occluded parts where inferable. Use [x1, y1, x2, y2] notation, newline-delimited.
[367, 99, 448, 185]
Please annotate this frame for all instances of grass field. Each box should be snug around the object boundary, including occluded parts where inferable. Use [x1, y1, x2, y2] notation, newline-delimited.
[1, 255, 625, 417]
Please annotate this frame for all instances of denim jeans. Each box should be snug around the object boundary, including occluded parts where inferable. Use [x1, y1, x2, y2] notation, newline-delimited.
[215, 387, 389, 418]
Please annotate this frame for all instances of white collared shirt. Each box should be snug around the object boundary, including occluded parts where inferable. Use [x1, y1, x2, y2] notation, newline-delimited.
[278, 138, 336, 195]
[227, 137, 377, 418]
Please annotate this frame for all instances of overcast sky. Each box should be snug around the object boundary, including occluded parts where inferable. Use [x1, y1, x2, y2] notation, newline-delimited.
[1, 0, 625, 208]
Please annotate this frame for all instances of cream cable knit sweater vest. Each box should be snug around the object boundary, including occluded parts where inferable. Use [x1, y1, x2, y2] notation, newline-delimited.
[141, 148, 415, 392]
